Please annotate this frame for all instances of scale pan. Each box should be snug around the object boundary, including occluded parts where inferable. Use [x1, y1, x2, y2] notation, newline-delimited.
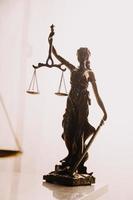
[55, 92, 68, 96]
[26, 90, 39, 95]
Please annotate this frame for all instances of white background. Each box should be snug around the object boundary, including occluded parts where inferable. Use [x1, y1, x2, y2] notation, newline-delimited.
[0, 0, 133, 199]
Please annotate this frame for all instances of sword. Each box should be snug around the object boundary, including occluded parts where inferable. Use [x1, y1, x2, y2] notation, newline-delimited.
[69, 118, 105, 175]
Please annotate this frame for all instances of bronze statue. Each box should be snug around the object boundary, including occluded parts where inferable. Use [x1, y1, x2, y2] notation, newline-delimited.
[27, 25, 107, 186]
[51, 45, 107, 173]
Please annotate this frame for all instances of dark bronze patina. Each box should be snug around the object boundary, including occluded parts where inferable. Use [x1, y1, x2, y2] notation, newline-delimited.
[27, 25, 107, 186]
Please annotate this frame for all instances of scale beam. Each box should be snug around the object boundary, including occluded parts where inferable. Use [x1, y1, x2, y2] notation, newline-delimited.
[32, 63, 66, 72]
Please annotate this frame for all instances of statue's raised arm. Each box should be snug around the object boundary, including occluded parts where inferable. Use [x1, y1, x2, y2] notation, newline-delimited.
[51, 45, 76, 72]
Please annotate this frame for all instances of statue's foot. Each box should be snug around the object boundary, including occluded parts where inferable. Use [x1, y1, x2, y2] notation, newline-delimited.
[60, 154, 71, 163]
[78, 165, 87, 174]
[55, 164, 70, 175]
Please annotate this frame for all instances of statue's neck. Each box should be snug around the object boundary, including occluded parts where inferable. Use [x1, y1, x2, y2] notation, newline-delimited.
[79, 62, 86, 71]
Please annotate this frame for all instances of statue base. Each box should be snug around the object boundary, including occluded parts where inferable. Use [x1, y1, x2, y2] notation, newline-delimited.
[43, 171, 95, 186]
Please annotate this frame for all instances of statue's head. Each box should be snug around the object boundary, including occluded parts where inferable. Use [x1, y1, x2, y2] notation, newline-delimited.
[77, 48, 91, 63]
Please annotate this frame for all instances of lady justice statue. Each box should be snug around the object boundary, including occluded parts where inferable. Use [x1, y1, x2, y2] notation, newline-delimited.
[29, 25, 107, 186]
[52, 46, 107, 172]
